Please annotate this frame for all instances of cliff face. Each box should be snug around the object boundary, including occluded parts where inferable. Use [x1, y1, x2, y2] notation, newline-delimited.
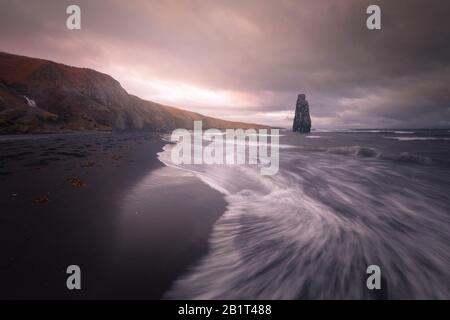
[292, 94, 311, 133]
[0, 52, 265, 133]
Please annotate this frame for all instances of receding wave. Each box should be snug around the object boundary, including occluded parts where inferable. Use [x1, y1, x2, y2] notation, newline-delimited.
[160, 135, 450, 299]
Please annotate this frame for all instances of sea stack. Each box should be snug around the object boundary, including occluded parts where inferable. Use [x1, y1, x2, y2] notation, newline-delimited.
[292, 94, 311, 133]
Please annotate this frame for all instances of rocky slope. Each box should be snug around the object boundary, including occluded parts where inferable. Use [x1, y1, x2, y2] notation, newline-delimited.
[0, 52, 265, 133]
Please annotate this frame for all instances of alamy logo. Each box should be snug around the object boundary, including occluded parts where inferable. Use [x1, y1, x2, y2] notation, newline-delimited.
[66, 265, 81, 290]
[170, 121, 279, 175]
[366, 265, 381, 290]
[366, 5, 381, 30]
[66, 5, 81, 30]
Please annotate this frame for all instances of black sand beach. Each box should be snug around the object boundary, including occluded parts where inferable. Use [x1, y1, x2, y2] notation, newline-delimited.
[0, 132, 226, 299]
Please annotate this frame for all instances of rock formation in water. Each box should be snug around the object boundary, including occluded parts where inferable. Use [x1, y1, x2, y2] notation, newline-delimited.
[292, 94, 311, 133]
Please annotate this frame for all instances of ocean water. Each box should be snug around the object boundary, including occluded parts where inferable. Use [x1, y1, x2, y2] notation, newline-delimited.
[159, 129, 450, 299]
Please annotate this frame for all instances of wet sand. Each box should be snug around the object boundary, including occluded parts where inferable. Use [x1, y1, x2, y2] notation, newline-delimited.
[0, 132, 226, 299]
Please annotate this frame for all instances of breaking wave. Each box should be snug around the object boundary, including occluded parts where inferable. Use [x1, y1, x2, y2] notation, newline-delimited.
[292, 145, 435, 165]
[384, 136, 450, 141]
[313, 129, 415, 134]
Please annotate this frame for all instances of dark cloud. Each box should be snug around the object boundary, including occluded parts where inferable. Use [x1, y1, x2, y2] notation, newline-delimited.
[1, 0, 449, 128]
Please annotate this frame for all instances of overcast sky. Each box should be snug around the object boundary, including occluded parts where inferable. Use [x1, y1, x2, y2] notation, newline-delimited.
[1, 0, 449, 128]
